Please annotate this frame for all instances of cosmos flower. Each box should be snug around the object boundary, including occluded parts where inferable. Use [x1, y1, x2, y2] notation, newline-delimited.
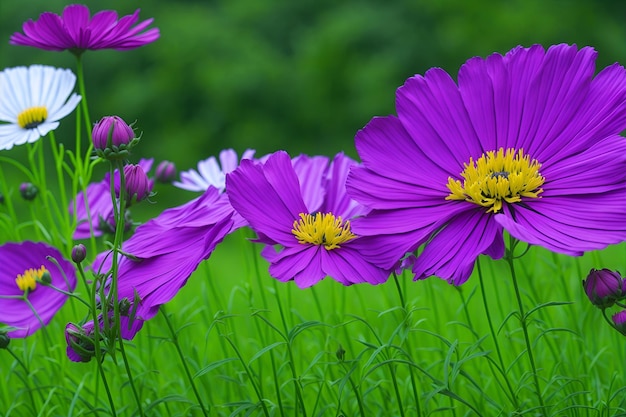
[174, 149, 256, 192]
[10, 4, 159, 54]
[71, 158, 153, 239]
[91, 187, 237, 337]
[347, 44, 626, 285]
[226, 151, 389, 288]
[0, 241, 77, 338]
[0, 65, 81, 151]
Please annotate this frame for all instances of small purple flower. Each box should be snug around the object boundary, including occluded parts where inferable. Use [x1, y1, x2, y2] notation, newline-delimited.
[10, 5, 159, 54]
[19, 182, 38, 201]
[155, 160, 176, 183]
[174, 149, 256, 192]
[583, 269, 625, 309]
[0, 241, 77, 338]
[70, 158, 153, 239]
[121, 164, 153, 205]
[226, 151, 389, 288]
[612, 310, 626, 336]
[347, 44, 626, 285]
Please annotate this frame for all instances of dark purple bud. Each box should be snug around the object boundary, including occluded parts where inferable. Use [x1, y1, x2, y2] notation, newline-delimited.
[612, 310, 626, 336]
[123, 164, 153, 205]
[65, 322, 96, 363]
[155, 160, 176, 183]
[19, 182, 38, 201]
[71, 244, 87, 264]
[582, 268, 625, 309]
[92, 116, 140, 160]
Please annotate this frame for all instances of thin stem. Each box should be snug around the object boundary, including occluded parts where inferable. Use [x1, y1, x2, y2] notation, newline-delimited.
[505, 236, 545, 411]
[161, 307, 210, 417]
[477, 258, 519, 409]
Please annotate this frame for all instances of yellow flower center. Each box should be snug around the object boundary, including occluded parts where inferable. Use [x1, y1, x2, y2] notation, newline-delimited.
[292, 212, 357, 250]
[445, 148, 545, 213]
[17, 106, 48, 129]
[15, 265, 48, 294]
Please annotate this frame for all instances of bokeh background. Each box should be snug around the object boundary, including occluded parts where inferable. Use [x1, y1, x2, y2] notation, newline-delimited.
[2, 0, 626, 212]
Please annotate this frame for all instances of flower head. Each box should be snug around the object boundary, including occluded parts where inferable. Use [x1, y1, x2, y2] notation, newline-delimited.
[347, 44, 626, 285]
[174, 149, 256, 192]
[582, 269, 625, 309]
[0, 65, 81, 151]
[226, 151, 389, 288]
[0, 241, 77, 338]
[92, 115, 138, 159]
[10, 4, 159, 54]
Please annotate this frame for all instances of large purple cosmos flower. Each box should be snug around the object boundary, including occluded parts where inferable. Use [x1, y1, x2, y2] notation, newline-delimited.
[347, 44, 626, 285]
[10, 4, 159, 54]
[92, 187, 236, 338]
[226, 151, 389, 288]
[0, 241, 77, 338]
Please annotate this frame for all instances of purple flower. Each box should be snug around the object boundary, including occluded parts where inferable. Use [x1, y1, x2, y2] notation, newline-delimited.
[10, 4, 159, 54]
[612, 310, 626, 336]
[92, 115, 135, 150]
[0, 241, 77, 338]
[347, 44, 626, 285]
[174, 149, 256, 192]
[93, 187, 237, 335]
[71, 158, 153, 239]
[155, 160, 176, 183]
[226, 151, 389, 288]
[582, 269, 625, 309]
[121, 164, 153, 205]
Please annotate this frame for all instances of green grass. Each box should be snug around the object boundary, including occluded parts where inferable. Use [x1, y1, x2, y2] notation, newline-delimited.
[2, 230, 626, 416]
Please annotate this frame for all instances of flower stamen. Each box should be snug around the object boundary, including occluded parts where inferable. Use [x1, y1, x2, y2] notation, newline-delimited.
[292, 212, 356, 250]
[17, 106, 48, 129]
[15, 265, 49, 294]
[445, 148, 545, 213]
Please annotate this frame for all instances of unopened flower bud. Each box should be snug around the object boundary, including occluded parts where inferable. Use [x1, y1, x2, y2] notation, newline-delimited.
[92, 116, 139, 160]
[38, 270, 52, 285]
[119, 298, 131, 316]
[72, 244, 87, 264]
[336, 344, 346, 361]
[155, 160, 176, 183]
[19, 182, 38, 201]
[582, 268, 625, 309]
[123, 164, 153, 205]
[65, 322, 96, 363]
[612, 310, 626, 336]
[0, 192, 4, 204]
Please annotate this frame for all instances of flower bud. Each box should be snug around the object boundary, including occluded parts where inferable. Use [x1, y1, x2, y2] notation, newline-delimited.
[19, 182, 38, 201]
[0, 192, 4, 204]
[155, 160, 176, 183]
[92, 116, 139, 159]
[582, 268, 625, 309]
[65, 322, 96, 363]
[612, 310, 626, 336]
[71, 244, 87, 264]
[122, 164, 153, 205]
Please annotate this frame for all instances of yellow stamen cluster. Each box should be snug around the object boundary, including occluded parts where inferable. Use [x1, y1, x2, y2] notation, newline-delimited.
[15, 265, 48, 293]
[292, 212, 356, 250]
[17, 106, 48, 129]
[446, 148, 545, 213]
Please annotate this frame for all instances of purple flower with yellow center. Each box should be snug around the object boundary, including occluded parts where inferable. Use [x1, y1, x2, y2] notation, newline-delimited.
[10, 4, 159, 54]
[226, 151, 389, 288]
[347, 44, 626, 285]
[0, 241, 77, 338]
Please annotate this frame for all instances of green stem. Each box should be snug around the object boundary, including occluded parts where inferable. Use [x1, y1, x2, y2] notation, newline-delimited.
[161, 307, 210, 417]
[477, 258, 519, 409]
[505, 236, 545, 411]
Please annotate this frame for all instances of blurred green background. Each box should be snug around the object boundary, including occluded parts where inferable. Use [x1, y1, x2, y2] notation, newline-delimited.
[1, 0, 626, 210]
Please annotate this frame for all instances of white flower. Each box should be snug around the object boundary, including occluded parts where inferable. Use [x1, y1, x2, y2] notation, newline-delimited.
[174, 148, 256, 192]
[0, 65, 81, 151]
